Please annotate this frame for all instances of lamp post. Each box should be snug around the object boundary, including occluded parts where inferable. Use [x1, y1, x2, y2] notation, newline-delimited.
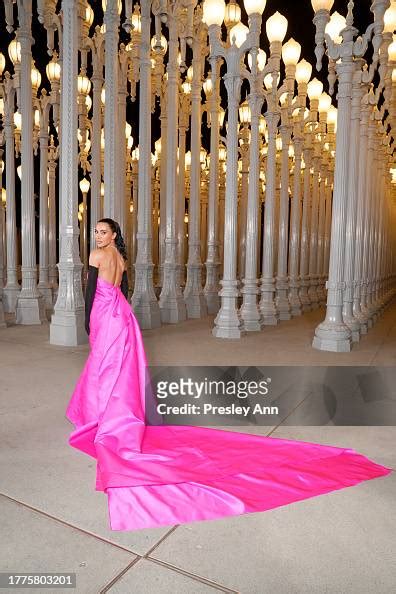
[79, 176, 90, 288]
[276, 37, 301, 321]
[288, 58, 312, 316]
[259, 10, 288, 326]
[184, 8, 208, 318]
[204, 0, 267, 338]
[311, 0, 389, 352]
[240, 47, 267, 331]
[203, 62, 223, 313]
[131, 1, 161, 329]
[1, 72, 20, 313]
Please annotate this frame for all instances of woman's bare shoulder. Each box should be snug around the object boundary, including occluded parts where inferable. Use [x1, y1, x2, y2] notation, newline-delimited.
[89, 249, 103, 268]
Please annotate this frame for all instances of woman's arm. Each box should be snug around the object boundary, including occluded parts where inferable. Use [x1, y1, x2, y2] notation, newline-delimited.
[85, 251, 101, 335]
[120, 269, 128, 300]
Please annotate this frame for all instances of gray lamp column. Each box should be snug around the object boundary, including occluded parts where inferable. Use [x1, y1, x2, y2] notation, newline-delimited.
[16, 0, 46, 325]
[50, 0, 85, 345]
[131, 0, 161, 329]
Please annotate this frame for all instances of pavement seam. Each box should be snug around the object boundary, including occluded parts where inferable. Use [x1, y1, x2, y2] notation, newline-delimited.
[0, 492, 140, 555]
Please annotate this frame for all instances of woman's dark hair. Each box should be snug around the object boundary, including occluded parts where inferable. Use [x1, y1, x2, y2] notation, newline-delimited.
[98, 218, 127, 261]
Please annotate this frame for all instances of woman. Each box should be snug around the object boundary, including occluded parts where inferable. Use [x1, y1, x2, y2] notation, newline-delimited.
[66, 219, 392, 531]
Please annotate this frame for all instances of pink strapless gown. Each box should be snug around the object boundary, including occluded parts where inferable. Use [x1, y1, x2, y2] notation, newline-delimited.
[65, 277, 392, 531]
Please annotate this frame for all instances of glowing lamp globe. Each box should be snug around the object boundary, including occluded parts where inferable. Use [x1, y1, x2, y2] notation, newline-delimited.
[80, 178, 90, 194]
[202, 0, 226, 27]
[151, 34, 168, 54]
[282, 38, 301, 66]
[327, 105, 337, 126]
[131, 12, 142, 33]
[14, 111, 22, 131]
[203, 77, 213, 96]
[295, 59, 312, 84]
[384, 2, 396, 33]
[248, 48, 267, 72]
[244, 0, 267, 16]
[311, 0, 334, 12]
[325, 12, 346, 44]
[0, 53, 5, 76]
[388, 37, 396, 62]
[8, 39, 21, 65]
[266, 12, 288, 44]
[78, 74, 91, 96]
[239, 101, 251, 125]
[46, 58, 61, 83]
[31, 63, 41, 91]
[85, 4, 94, 26]
[230, 22, 249, 47]
[307, 77, 323, 100]
[318, 92, 332, 113]
[224, 1, 241, 28]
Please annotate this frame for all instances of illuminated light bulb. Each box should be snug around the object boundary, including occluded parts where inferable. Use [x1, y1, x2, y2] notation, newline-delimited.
[388, 36, 396, 61]
[8, 39, 21, 65]
[101, 86, 106, 105]
[151, 34, 168, 54]
[248, 48, 266, 72]
[31, 63, 42, 91]
[318, 92, 332, 113]
[279, 92, 288, 105]
[125, 122, 132, 138]
[327, 105, 337, 126]
[281, 37, 301, 66]
[307, 77, 323, 100]
[0, 52, 5, 76]
[85, 4, 94, 26]
[325, 11, 346, 44]
[34, 109, 40, 128]
[79, 177, 90, 193]
[218, 145, 226, 162]
[203, 77, 213, 96]
[14, 111, 22, 131]
[132, 148, 139, 161]
[17, 165, 22, 180]
[239, 101, 251, 124]
[187, 65, 194, 82]
[46, 58, 61, 82]
[85, 95, 92, 112]
[185, 150, 192, 168]
[224, 0, 241, 27]
[230, 22, 249, 47]
[1, 188, 6, 204]
[131, 12, 142, 33]
[266, 11, 288, 44]
[202, 0, 226, 27]
[78, 74, 91, 95]
[383, 2, 396, 33]
[264, 72, 280, 90]
[295, 59, 312, 84]
[243, 0, 267, 16]
[311, 0, 335, 11]
[219, 107, 225, 128]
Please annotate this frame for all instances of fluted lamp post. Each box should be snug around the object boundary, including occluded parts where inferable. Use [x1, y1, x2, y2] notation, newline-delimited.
[312, 0, 389, 352]
[79, 177, 90, 288]
[204, 0, 267, 339]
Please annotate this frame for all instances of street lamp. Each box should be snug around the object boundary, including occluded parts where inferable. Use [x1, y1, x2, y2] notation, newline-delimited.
[204, 0, 267, 339]
[311, 0, 390, 352]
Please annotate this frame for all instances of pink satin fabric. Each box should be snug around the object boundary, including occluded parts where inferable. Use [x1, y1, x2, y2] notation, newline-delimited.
[66, 278, 393, 531]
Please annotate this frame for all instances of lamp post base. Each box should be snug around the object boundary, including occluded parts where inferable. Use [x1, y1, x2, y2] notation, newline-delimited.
[312, 320, 352, 352]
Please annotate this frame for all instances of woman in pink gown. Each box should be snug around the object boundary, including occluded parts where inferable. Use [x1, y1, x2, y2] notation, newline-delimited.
[66, 219, 392, 531]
